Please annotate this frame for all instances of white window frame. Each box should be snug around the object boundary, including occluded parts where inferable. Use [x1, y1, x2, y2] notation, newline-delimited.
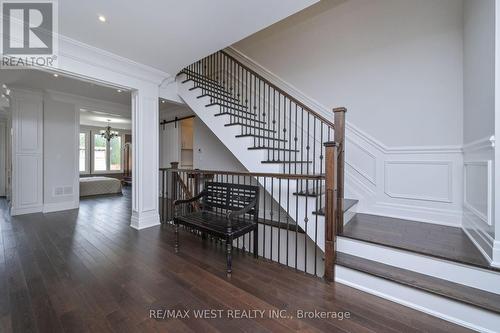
[79, 130, 91, 175]
[91, 131, 124, 174]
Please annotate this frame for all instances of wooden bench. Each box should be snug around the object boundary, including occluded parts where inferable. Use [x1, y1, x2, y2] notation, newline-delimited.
[173, 182, 259, 277]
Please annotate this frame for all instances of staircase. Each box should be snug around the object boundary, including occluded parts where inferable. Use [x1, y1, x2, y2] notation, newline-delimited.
[176, 51, 357, 256]
[175, 50, 500, 332]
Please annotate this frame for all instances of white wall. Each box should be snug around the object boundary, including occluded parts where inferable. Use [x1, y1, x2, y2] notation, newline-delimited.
[43, 97, 79, 212]
[193, 118, 246, 172]
[462, 0, 497, 266]
[233, 0, 464, 147]
[464, 0, 495, 144]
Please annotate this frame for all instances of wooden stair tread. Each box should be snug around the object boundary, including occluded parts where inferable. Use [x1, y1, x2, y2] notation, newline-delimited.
[190, 85, 234, 99]
[261, 160, 312, 164]
[183, 77, 226, 92]
[180, 69, 224, 88]
[206, 101, 250, 111]
[225, 123, 275, 133]
[294, 185, 325, 197]
[198, 92, 239, 102]
[336, 253, 500, 314]
[248, 146, 299, 152]
[313, 199, 358, 215]
[235, 134, 287, 142]
[341, 213, 498, 271]
[214, 112, 265, 124]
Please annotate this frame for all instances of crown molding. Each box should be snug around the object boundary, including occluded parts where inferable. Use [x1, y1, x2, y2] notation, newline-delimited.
[44, 89, 129, 112]
[57, 35, 171, 86]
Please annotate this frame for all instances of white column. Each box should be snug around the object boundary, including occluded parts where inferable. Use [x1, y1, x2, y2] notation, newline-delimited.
[130, 85, 161, 229]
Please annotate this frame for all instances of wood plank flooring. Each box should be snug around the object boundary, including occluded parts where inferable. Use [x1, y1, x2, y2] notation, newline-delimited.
[0, 190, 472, 332]
[342, 213, 492, 270]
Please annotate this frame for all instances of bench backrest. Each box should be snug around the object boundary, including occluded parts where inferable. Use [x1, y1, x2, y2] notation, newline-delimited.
[202, 182, 259, 220]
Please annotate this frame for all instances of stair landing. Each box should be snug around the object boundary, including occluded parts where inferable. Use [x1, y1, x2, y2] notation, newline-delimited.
[341, 213, 494, 271]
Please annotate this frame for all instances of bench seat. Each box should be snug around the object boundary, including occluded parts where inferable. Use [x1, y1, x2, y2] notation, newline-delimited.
[173, 181, 260, 277]
[175, 211, 256, 238]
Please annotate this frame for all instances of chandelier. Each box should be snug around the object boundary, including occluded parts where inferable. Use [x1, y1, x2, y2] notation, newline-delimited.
[100, 121, 119, 141]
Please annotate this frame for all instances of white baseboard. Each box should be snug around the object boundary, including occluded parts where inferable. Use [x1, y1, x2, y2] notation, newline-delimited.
[42, 200, 79, 213]
[10, 205, 43, 216]
[130, 210, 161, 230]
[362, 202, 462, 227]
[336, 266, 500, 333]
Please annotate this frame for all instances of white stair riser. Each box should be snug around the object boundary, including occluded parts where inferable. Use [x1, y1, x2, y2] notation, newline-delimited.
[336, 266, 500, 333]
[338, 237, 500, 294]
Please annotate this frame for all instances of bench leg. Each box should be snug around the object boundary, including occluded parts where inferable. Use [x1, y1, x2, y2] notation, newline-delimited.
[174, 223, 180, 254]
[253, 228, 258, 258]
[226, 237, 233, 278]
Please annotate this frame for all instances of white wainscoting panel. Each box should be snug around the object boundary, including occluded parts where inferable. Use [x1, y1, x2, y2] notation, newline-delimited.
[384, 161, 453, 203]
[464, 161, 492, 226]
[11, 89, 44, 215]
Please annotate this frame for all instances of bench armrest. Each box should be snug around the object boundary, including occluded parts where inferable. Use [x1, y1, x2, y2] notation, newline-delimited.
[228, 198, 257, 220]
[173, 191, 206, 206]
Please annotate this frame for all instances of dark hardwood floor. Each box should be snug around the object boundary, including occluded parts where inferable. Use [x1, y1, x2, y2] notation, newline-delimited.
[342, 213, 492, 270]
[0, 191, 472, 332]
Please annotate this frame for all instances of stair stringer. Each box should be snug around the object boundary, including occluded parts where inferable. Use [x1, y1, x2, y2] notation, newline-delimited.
[178, 74, 326, 251]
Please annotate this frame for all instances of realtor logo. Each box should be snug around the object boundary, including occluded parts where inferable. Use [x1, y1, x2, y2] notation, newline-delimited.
[1, 0, 58, 68]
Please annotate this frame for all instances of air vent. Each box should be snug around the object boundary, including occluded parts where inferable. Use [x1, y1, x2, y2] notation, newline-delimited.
[63, 186, 73, 195]
[53, 186, 73, 197]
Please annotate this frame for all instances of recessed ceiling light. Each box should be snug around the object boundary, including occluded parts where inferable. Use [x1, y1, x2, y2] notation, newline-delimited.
[98, 15, 107, 23]
[117, 89, 122, 93]
[161, 100, 165, 104]
[53, 73, 59, 77]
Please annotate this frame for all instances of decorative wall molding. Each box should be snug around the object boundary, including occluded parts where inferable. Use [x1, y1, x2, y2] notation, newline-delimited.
[384, 161, 453, 203]
[463, 136, 495, 153]
[463, 161, 493, 226]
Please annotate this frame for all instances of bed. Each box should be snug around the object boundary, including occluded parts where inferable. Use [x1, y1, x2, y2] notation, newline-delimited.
[80, 177, 122, 197]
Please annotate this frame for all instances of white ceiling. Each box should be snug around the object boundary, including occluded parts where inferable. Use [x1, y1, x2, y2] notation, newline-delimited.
[0, 69, 132, 129]
[58, 0, 318, 74]
[0, 69, 131, 105]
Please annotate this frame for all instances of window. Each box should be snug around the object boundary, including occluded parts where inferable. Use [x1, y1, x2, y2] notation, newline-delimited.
[79, 133, 86, 172]
[80, 127, 124, 174]
[109, 136, 122, 171]
[93, 134, 107, 171]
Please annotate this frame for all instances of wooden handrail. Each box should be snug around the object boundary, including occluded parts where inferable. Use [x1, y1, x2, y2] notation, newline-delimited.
[159, 167, 325, 180]
[220, 50, 335, 129]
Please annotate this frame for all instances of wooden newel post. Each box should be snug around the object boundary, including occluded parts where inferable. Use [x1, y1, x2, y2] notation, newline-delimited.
[170, 162, 179, 204]
[333, 107, 346, 234]
[324, 141, 338, 282]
